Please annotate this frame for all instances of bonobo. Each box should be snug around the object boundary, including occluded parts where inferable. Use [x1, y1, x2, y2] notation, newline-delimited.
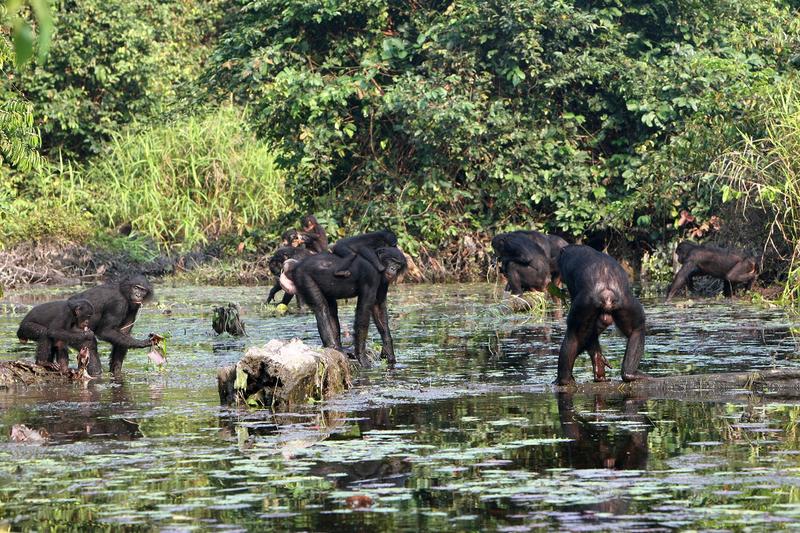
[666, 241, 758, 300]
[300, 215, 329, 254]
[17, 298, 100, 374]
[491, 232, 550, 294]
[266, 246, 312, 305]
[556, 245, 647, 385]
[288, 247, 407, 366]
[281, 229, 311, 248]
[509, 230, 569, 285]
[330, 230, 398, 278]
[68, 274, 155, 374]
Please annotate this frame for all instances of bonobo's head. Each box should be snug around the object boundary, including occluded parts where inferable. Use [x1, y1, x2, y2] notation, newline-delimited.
[120, 275, 153, 306]
[675, 241, 698, 263]
[269, 247, 294, 276]
[301, 215, 318, 231]
[377, 247, 407, 283]
[281, 229, 307, 248]
[491, 233, 509, 256]
[68, 299, 94, 330]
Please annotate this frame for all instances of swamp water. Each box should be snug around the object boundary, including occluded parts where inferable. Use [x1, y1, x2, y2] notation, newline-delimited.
[0, 283, 800, 531]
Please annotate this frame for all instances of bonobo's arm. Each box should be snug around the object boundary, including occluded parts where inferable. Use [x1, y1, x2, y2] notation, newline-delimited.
[357, 246, 385, 272]
[267, 281, 282, 303]
[371, 283, 395, 364]
[46, 326, 94, 344]
[95, 303, 151, 348]
[666, 262, 697, 300]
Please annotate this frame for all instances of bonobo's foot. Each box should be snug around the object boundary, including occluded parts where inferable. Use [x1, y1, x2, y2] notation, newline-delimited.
[553, 376, 576, 387]
[357, 355, 372, 369]
[334, 270, 351, 278]
[593, 375, 610, 383]
[622, 371, 652, 382]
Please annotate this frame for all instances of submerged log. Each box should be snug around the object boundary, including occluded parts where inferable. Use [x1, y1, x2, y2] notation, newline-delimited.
[556, 368, 800, 396]
[0, 360, 84, 388]
[217, 338, 357, 407]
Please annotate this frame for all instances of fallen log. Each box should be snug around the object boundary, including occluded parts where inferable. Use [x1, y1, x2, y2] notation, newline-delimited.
[217, 338, 358, 408]
[556, 368, 800, 396]
[0, 360, 84, 388]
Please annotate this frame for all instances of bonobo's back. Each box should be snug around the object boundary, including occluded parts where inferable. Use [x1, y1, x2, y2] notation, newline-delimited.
[558, 245, 631, 298]
[332, 229, 398, 251]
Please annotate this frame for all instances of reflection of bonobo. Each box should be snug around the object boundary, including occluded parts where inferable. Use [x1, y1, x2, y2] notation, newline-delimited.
[266, 246, 312, 305]
[557, 393, 649, 470]
[17, 298, 100, 374]
[331, 230, 398, 278]
[287, 247, 407, 365]
[556, 245, 647, 385]
[666, 241, 758, 300]
[492, 232, 550, 294]
[68, 275, 155, 374]
[300, 215, 329, 253]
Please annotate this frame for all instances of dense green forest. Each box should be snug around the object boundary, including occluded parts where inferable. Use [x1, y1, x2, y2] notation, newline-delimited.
[2, 1, 800, 297]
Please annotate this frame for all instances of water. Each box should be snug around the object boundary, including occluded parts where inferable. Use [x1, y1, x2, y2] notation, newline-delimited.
[1, 283, 800, 531]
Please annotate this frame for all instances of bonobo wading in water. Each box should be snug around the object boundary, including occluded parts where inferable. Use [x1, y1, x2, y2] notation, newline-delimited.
[491, 232, 550, 294]
[556, 245, 648, 385]
[330, 230, 398, 278]
[68, 274, 155, 374]
[287, 247, 407, 366]
[266, 246, 312, 306]
[17, 298, 100, 374]
[506, 230, 569, 285]
[300, 215, 329, 254]
[666, 241, 758, 300]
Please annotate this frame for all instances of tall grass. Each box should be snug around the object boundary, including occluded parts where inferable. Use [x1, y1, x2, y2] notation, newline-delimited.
[85, 106, 291, 250]
[715, 82, 800, 304]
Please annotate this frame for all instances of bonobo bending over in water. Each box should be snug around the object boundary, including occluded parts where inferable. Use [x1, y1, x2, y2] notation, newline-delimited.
[266, 246, 312, 306]
[17, 298, 100, 374]
[331, 230, 398, 278]
[300, 215, 329, 254]
[666, 241, 758, 300]
[68, 274, 155, 374]
[284, 247, 407, 366]
[556, 245, 648, 385]
[509, 230, 569, 285]
[280, 229, 312, 248]
[491, 232, 550, 294]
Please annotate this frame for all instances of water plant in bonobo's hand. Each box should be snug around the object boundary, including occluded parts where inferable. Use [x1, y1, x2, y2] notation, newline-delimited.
[147, 333, 169, 369]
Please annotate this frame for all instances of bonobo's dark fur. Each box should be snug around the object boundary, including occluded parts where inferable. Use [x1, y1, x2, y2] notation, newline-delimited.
[507, 230, 569, 284]
[491, 232, 551, 294]
[289, 246, 407, 366]
[266, 246, 312, 306]
[301, 215, 329, 254]
[331, 230, 398, 277]
[17, 298, 99, 374]
[666, 241, 758, 300]
[68, 274, 154, 374]
[556, 245, 647, 385]
[281, 229, 312, 248]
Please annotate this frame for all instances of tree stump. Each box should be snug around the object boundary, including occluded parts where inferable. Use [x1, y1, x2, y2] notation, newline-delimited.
[0, 361, 84, 388]
[217, 339, 357, 408]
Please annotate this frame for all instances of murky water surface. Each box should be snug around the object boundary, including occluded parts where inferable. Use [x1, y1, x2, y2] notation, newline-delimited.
[1, 283, 800, 531]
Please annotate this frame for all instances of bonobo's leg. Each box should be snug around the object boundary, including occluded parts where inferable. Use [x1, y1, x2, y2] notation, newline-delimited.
[54, 340, 70, 372]
[726, 259, 757, 296]
[505, 263, 523, 295]
[586, 335, 611, 382]
[333, 249, 358, 277]
[372, 297, 395, 365]
[110, 345, 128, 374]
[556, 295, 596, 386]
[613, 301, 648, 382]
[301, 275, 340, 348]
[353, 293, 376, 367]
[36, 337, 55, 365]
[327, 297, 341, 348]
[79, 338, 101, 376]
[666, 263, 698, 300]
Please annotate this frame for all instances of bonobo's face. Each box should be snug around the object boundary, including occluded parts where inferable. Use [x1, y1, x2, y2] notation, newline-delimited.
[383, 259, 404, 283]
[74, 305, 92, 330]
[269, 258, 283, 276]
[131, 284, 149, 304]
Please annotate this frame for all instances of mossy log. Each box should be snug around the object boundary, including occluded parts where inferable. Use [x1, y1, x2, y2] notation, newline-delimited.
[0, 360, 80, 388]
[217, 339, 357, 408]
[555, 368, 800, 396]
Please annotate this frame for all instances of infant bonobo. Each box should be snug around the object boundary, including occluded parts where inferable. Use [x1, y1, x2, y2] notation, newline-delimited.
[331, 230, 398, 278]
[301, 215, 329, 254]
[17, 298, 100, 374]
[556, 245, 648, 386]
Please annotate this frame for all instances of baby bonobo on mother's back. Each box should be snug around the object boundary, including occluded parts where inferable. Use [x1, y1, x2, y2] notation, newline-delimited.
[331, 230, 398, 278]
[301, 215, 329, 254]
[556, 245, 648, 386]
[666, 241, 758, 300]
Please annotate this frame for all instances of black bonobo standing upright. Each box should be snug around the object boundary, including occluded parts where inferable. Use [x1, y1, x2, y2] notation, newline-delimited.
[556, 245, 648, 385]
